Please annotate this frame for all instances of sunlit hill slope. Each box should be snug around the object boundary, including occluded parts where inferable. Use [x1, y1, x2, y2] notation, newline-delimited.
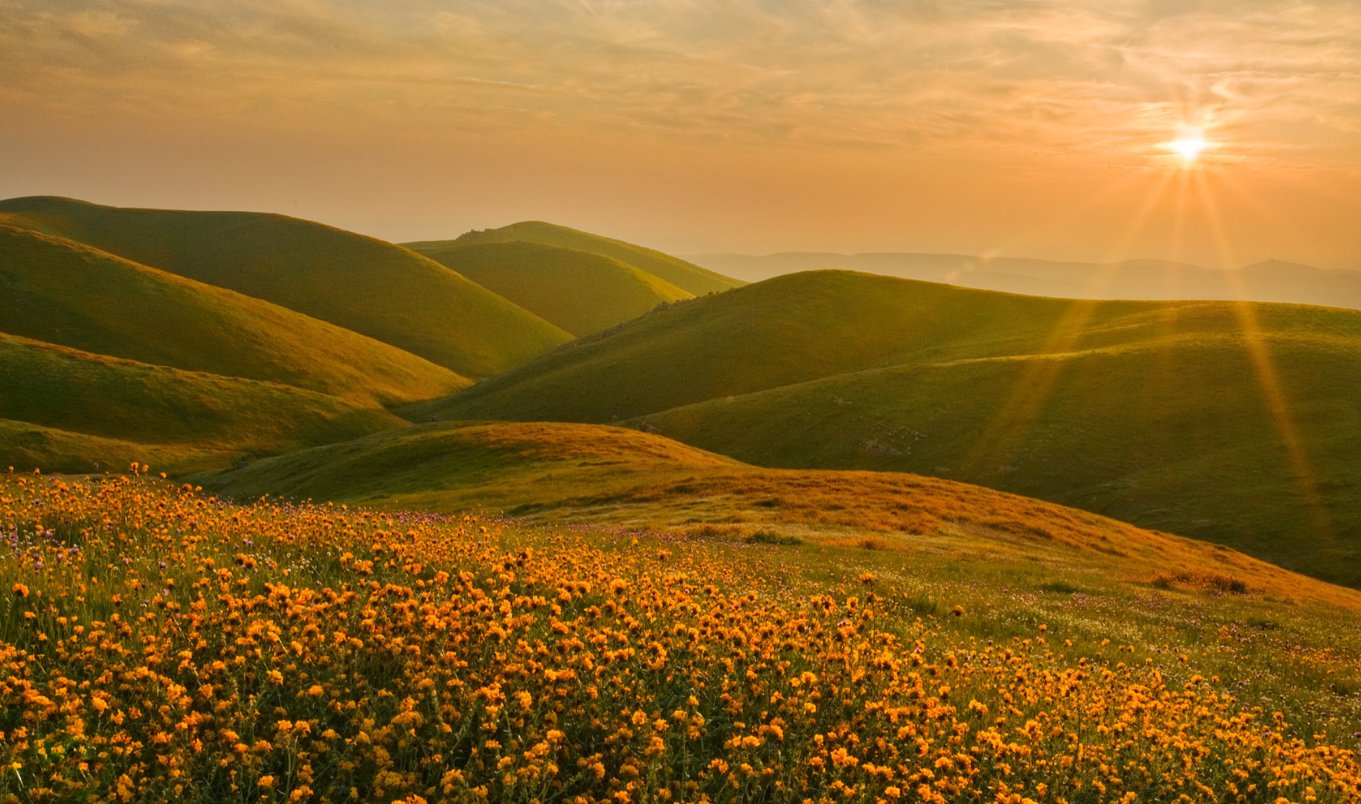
[202, 418, 1352, 605]
[0, 199, 531, 471]
[0, 333, 401, 471]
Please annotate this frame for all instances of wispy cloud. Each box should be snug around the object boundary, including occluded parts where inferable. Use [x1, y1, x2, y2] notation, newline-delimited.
[5, 0, 1358, 156]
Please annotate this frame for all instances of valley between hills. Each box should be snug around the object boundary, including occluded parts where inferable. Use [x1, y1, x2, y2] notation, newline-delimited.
[4, 196, 1361, 800]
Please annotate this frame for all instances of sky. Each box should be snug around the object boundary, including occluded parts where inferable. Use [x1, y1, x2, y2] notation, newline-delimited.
[2, 0, 1359, 268]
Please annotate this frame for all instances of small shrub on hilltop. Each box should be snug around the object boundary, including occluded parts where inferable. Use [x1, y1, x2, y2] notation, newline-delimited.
[0, 475, 1358, 802]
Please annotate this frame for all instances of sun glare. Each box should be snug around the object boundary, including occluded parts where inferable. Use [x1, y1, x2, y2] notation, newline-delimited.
[1168, 130, 1210, 166]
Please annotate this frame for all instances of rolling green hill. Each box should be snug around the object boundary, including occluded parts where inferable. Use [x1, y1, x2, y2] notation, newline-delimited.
[0, 333, 403, 472]
[0, 197, 571, 377]
[409, 240, 692, 336]
[0, 222, 467, 406]
[403, 271, 1140, 422]
[405, 271, 1361, 587]
[409, 220, 741, 297]
[636, 334, 1361, 583]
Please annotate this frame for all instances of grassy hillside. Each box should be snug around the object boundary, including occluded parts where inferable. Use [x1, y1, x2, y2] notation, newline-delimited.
[403, 272, 1141, 422]
[0, 222, 467, 406]
[200, 419, 1346, 602]
[411, 220, 741, 296]
[637, 334, 1361, 584]
[0, 333, 403, 472]
[203, 421, 734, 514]
[7, 475, 1361, 800]
[0, 419, 223, 474]
[0, 197, 570, 377]
[405, 271, 1361, 587]
[410, 240, 692, 336]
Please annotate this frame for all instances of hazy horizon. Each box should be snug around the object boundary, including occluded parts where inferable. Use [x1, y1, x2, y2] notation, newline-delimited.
[4, 1, 1360, 270]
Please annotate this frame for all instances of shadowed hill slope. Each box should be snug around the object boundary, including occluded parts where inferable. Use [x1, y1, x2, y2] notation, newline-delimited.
[404, 271, 1361, 587]
[0, 222, 467, 406]
[408, 240, 692, 336]
[0, 197, 570, 377]
[410, 220, 740, 297]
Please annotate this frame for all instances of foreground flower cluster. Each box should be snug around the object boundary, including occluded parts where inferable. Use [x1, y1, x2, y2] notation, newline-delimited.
[1, 475, 1358, 802]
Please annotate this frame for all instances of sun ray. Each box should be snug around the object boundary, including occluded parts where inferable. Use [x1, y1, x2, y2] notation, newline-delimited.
[960, 170, 1179, 478]
[1189, 170, 1335, 540]
[975, 169, 1162, 273]
[1209, 167, 1316, 268]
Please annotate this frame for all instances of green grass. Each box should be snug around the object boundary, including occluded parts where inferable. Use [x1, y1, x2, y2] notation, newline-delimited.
[635, 332, 1361, 579]
[400, 271, 1151, 422]
[408, 220, 741, 297]
[199, 420, 737, 512]
[0, 221, 467, 406]
[198, 419, 1361, 741]
[0, 418, 229, 473]
[409, 240, 693, 336]
[0, 333, 404, 472]
[405, 271, 1361, 587]
[0, 197, 570, 378]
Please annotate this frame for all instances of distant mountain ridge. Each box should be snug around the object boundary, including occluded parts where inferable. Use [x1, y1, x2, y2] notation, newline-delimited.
[689, 250, 1361, 309]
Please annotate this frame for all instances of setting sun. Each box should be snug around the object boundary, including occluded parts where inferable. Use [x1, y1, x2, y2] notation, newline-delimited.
[1169, 130, 1211, 165]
